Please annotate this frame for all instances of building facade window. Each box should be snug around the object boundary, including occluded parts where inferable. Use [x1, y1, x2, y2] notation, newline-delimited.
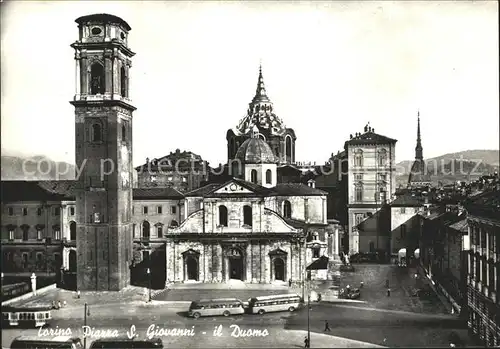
[378, 149, 387, 166]
[400, 207, 406, 214]
[142, 221, 150, 239]
[54, 228, 61, 240]
[143, 206, 148, 214]
[9, 230, 15, 240]
[8, 207, 14, 216]
[91, 123, 102, 142]
[157, 225, 163, 238]
[251, 169, 258, 184]
[171, 206, 176, 214]
[157, 206, 162, 214]
[54, 207, 60, 216]
[22, 253, 29, 269]
[219, 205, 228, 227]
[354, 149, 363, 167]
[70, 221, 77, 240]
[37, 207, 42, 216]
[283, 200, 292, 219]
[90, 62, 105, 95]
[22, 226, 29, 241]
[70, 207, 75, 216]
[243, 205, 252, 226]
[355, 186, 363, 202]
[142, 250, 150, 263]
[312, 246, 320, 258]
[354, 174, 363, 182]
[266, 169, 272, 184]
[22, 208, 28, 216]
[37, 229, 43, 240]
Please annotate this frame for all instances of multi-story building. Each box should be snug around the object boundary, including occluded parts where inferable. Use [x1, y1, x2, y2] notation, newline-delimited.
[343, 124, 398, 254]
[135, 149, 209, 192]
[226, 66, 297, 165]
[465, 189, 499, 347]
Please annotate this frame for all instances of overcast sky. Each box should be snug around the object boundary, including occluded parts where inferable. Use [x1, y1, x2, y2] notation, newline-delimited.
[1, 0, 498, 167]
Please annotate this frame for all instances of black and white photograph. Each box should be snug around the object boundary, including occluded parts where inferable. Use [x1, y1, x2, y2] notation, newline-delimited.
[1, 1, 499, 348]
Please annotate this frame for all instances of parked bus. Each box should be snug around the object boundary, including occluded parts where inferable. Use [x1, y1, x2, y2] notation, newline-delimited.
[188, 298, 245, 319]
[2, 305, 52, 327]
[10, 336, 83, 349]
[89, 337, 163, 349]
[248, 294, 302, 315]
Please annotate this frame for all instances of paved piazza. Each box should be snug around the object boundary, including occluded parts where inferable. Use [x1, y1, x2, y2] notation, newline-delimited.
[2, 265, 478, 348]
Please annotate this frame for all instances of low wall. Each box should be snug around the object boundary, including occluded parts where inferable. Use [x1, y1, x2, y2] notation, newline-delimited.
[1, 283, 57, 306]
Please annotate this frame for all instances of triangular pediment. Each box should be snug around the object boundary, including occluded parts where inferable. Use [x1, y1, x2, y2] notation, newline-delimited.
[269, 248, 288, 256]
[213, 180, 255, 194]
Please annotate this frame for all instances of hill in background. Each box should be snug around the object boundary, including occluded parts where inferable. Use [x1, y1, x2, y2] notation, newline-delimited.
[396, 149, 499, 187]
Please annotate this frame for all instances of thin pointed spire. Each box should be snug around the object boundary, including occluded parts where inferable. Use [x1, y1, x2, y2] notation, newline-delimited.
[252, 63, 270, 103]
[415, 110, 423, 160]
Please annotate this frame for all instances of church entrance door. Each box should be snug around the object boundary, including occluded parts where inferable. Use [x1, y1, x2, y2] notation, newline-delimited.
[274, 258, 285, 281]
[186, 256, 198, 281]
[227, 248, 244, 281]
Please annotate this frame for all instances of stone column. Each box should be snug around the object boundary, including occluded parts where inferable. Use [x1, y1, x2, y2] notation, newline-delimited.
[75, 53, 81, 97]
[216, 244, 223, 282]
[259, 243, 264, 283]
[264, 244, 270, 283]
[80, 53, 88, 95]
[246, 244, 252, 281]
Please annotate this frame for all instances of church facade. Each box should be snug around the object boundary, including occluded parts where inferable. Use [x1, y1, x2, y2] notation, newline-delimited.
[165, 135, 332, 284]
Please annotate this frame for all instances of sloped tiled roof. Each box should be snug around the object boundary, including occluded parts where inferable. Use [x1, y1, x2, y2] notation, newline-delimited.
[184, 183, 222, 197]
[272, 183, 327, 196]
[132, 187, 184, 200]
[464, 189, 500, 221]
[345, 130, 397, 146]
[447, 218, 468, 233]
[1, 180, 77, 202]
[390, 194, 424, 207]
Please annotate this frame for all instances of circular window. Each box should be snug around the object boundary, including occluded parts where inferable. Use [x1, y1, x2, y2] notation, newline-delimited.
[91, 27, 102, 35]
[120, 32, 125, 40]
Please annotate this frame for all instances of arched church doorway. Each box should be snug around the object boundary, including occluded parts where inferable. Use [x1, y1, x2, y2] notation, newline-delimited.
[186, 256, 199, 281]
[69, 250, 77, 273]
[228, 248, 244, 280]
[274, 258, 285, 281]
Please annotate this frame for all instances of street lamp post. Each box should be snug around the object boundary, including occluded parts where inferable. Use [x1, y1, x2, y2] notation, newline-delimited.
[83, 303, 90, 349]
[146, 268, 151, 302]
[307, 291, 311, 347]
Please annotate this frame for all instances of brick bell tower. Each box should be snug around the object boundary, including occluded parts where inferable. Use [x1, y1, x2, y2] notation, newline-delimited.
[70, 14, 135, 291]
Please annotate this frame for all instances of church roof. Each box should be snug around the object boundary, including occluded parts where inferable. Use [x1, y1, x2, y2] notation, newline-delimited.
[184, 178, 327, 198]
[234, 137, 277, 164]
[233, 66, 290, 137]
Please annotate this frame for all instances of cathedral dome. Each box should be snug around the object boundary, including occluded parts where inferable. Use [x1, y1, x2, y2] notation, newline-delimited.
[235, 136, 277, 164]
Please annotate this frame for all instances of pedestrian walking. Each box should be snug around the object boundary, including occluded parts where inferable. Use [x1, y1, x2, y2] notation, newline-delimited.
[288, 279, 292, 287]
[324, 320, 331, 332]
[360, 281, 364, 288]
[304, 336, 309, 348]
[77, 290, 81, 299]
[387, 288, 391, 297]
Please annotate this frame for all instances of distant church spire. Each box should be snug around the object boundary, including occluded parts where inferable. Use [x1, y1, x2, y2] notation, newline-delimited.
[415, 110, 423, 160]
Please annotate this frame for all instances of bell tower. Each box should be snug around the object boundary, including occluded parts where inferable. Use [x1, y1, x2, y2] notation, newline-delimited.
[70, 14, 135, 291]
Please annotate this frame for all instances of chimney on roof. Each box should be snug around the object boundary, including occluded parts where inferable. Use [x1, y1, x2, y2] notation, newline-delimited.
[146, 157, 149, 164]
[308, 179, 316, 188]
[350, 134, 353, 139]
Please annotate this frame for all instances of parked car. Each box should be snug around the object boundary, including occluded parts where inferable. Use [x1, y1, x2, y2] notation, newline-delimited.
[339, 287, 361, 300]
